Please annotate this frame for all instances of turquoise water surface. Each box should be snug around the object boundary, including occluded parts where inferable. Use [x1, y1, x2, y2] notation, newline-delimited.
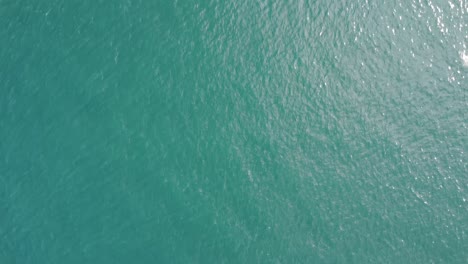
[1, 0, 467, 263]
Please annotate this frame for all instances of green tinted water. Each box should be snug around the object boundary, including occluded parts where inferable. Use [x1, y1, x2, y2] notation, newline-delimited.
[1, 0, 467, 263]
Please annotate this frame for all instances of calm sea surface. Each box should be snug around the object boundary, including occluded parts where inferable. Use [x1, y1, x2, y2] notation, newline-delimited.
[1, 0, 467, 263]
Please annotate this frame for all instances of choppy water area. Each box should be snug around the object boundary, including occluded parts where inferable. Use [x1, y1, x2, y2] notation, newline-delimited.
[1, 0, 467, 263]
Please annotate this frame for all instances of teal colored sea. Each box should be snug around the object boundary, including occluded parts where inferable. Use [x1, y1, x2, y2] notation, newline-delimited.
[1, 0, 467, 263]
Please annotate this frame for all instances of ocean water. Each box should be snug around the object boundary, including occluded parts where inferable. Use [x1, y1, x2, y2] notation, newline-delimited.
[1, 0, 467, 263]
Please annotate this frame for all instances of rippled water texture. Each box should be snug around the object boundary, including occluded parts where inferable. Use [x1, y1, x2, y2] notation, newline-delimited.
[1, 0, 467, 263]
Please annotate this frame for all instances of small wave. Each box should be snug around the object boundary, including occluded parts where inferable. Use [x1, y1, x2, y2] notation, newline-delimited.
[462, 51, 468, 67]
